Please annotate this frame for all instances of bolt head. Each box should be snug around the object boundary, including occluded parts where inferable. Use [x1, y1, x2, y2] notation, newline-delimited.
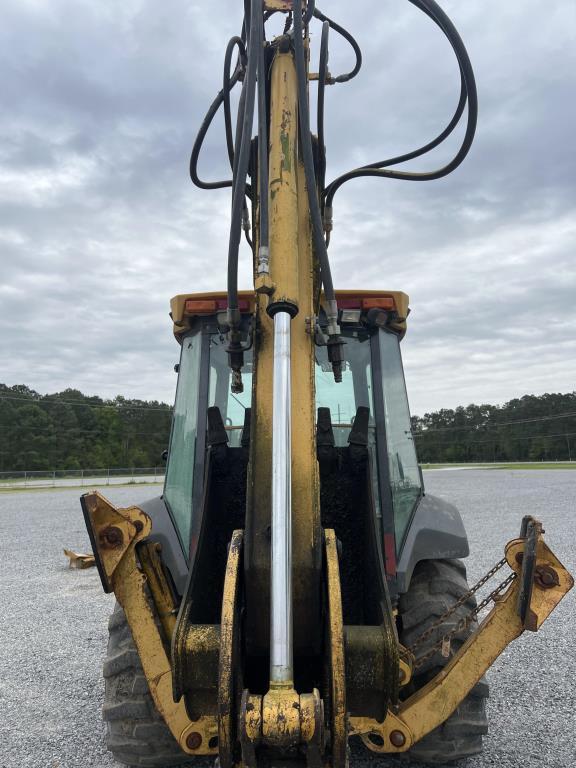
[186, 732, 202, 750]
[390, 730, 406, 748]
[99, 526, 123, 549]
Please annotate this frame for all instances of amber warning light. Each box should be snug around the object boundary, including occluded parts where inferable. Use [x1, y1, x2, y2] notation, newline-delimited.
[184, 298, 251, 315]
[361, 297, 396, 310]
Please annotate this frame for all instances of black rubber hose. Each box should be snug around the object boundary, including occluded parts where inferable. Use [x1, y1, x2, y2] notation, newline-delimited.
[190, 86, 235, 190]
[232, 68, 248, 181]
[257, 8, 269, 252]
[190, 37, 247, 190]
[227, 0, 259, 324]
[223, 36, 247, 169]
[304, 0, 316, 24]
[243, 0, 251, 38]
[313, 7, 362, 83]
[325, 68, 467, 206]
[317, 20, 329, 194]
[324, 0, 477, 208]
[292, 0, 335, 303]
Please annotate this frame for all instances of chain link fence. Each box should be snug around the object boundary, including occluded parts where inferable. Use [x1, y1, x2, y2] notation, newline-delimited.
[0, 467, 165, 489]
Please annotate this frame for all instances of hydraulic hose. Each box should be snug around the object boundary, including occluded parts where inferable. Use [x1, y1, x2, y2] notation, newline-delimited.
[303, 0, 316, 25]
[293, 0, 344, 380]
[313, 8, 362, 83]
[324, 0, 477, 209]
[293, 0, 334, 301]
[189, 85, 237, 190]
[188, 0, 477, 383]
[317, 20, 329, 194]
[223, 36, 247, 169]
[256, 5, 270, 272]
[190, 39, 248, 191]
[223, 0, 261, 391]
[226, 0, 259, 330]
[355, 68, 466, 173]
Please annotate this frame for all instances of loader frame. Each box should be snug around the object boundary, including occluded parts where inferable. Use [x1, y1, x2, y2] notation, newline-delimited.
[83, 490, 572, 759]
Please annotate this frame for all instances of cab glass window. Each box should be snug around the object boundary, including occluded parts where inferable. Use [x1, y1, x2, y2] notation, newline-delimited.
[209, 333, 253, 446]
[315, 333, 381, 515]
[164, 332, 202, 549]
[315, 333, 373, 441]
[378, 329, 421, 546]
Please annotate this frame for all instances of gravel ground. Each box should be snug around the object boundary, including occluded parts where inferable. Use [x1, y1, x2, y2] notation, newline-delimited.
[0, 471, 574, 768]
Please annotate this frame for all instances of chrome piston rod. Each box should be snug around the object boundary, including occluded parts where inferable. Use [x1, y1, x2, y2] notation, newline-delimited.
[270, 310, 293, 683]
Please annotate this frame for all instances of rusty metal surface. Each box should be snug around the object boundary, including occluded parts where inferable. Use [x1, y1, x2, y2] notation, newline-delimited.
[218, 529, 244, 768]
[239, 690, 261, 768]
[239, 685, 324, 765]
[81, 491, 141, 592]
[324, 529, 348, 768]
[345, 627, 409, 720]
[264, 1, 305, 10]
[137, 540, 177, 641]
[261, 685, 302, 748]
[351, 524, 573, 754]
[245, 48, 321, 659]
[177, 624, 220, 721]
[82, 491, 218, 757]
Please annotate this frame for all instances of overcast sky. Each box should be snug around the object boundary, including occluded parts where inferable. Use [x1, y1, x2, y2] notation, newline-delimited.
[1, 0, 575, 415]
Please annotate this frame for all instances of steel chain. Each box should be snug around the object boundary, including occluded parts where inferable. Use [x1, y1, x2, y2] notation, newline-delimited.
[407, 558, 517, 671]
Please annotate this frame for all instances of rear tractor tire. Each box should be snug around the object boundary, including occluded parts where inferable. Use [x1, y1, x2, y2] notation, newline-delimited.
[398, 559, 489, 764]
[103, 603, 192, 767]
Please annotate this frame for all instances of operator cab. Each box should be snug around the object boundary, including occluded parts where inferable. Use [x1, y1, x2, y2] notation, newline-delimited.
[165, 290, 422, 592]
[314, 295, 422, 574]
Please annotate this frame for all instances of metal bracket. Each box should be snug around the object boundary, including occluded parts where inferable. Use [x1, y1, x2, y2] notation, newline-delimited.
[239, 685, 324, 768]
[82, 491, 219, 757]
[351, 520, 573, 753]
[81, 491, 146, 593]
[264, 0, 305, 9]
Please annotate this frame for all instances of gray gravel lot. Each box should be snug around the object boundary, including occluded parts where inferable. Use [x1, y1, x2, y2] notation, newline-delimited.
[1, 471, 575, 768]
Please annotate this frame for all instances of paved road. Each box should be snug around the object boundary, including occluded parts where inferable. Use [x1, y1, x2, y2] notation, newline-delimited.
[0, 472, 574, 767]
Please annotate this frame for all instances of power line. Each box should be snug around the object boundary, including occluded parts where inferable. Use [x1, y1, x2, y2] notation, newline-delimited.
[417, 430, 576, 448]
[0, 394, 172, 412]
[0, 424, 168, 436]
[413, 410, 576, 435]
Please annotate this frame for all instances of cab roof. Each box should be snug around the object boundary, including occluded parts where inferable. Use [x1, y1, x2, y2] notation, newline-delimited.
[170, 289, 409, 340]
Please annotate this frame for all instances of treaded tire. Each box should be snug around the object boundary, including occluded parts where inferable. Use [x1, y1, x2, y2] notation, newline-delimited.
[103, 602, 193, 767]
[398, 559, 489, 764]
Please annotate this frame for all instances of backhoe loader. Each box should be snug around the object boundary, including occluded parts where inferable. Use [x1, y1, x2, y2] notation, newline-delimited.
[82, 1, 573, 766]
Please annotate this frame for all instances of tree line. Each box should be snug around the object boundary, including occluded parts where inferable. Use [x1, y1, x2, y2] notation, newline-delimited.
[0, 384, 172, 473]
[1, 384, 575, 472]
[412, 392, 576, 464]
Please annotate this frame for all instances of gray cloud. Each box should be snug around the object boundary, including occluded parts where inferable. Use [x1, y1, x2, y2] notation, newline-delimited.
[0, 0, 575, 415]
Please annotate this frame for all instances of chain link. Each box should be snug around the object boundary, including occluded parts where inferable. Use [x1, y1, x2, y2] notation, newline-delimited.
[407, 559, 517, 671]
